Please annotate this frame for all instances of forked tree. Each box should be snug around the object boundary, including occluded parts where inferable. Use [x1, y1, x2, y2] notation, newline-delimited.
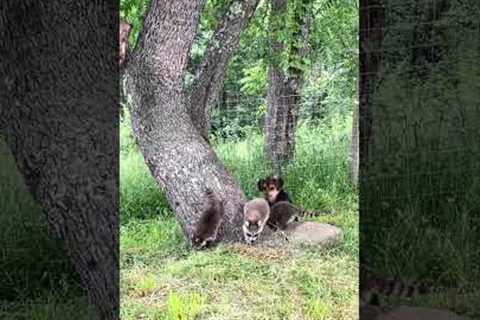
[123, 0, 259, 242]
[0, 0, 258, 319]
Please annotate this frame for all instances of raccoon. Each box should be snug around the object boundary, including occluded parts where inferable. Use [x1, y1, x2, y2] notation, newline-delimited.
[242, 198, 270, 244]
[267, 201, 327, 231]
[191, 189, 224, 249]
[360, 263, 431, 309]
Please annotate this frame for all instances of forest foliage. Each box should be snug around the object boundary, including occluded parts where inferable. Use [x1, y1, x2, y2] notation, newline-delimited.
[120, 0, 358, 142]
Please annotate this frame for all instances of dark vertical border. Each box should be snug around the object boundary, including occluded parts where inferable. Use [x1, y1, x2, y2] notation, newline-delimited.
[360, 0, 480, 318]
[0, 1, 119, 319]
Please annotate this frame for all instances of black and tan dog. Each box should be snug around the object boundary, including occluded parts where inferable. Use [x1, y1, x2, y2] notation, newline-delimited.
[257, 175, 291, 207]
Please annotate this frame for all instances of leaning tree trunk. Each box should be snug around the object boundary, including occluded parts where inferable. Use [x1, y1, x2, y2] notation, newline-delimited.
[125, 0, 251, 242]
[265, 0, 309, 174]
[187, 0, 260, 140]
[0, 2, 118, 319]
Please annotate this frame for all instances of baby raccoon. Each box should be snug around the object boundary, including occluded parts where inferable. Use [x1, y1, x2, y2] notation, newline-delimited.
[191, 189, 224, 249]
[242, 198, 270, 244]
[267, 201, 327, 231]
[360, 263, 431, 309]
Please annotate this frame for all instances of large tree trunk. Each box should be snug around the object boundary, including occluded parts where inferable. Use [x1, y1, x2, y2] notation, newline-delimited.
[0, 2, 118, 319]
[187, 0, 260, 140]
[265, 0, 309, 174]
[125, 0, 249, 242]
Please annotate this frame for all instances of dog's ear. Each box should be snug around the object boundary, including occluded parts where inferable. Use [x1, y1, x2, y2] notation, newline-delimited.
[274, 176, 284, 188]
[257, 178, 266, 191]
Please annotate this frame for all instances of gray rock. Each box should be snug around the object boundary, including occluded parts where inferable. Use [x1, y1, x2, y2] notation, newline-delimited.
[288, 221, 343, 246]
[258, 221, 343, 248]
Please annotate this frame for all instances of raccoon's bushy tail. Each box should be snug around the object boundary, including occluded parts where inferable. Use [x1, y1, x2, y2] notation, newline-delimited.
[360, 264, 432, 307]
[204, 188, 220, 203]
[203, 187, 224, 214]
[295, 207, 330, 219]
[371, 277, 430, 298]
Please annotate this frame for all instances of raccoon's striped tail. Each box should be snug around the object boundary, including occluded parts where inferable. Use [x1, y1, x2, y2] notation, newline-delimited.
[203, 188, 222, 208]
[295, 206, 330, 220]
[371, 278, 429, 298]
[361, 265, 432, 308]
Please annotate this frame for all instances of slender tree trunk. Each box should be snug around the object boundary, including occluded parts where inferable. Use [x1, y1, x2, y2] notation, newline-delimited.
[218, 87, 228, 139]
[359, 0, 385, 177]
[349, 81, 359, 187]
[0, 2, 118, 319]
[125, 0, 251, 242]
[265, 0, 309, 174]
[265, 65, 300, 174]
[359, 0, 384, 267]
[187, 0, 260, 140]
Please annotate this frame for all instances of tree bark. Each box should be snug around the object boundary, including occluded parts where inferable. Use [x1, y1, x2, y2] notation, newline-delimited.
[265, 0, 309, 174]
[0, 2, 118, 319]
[125, 0, 247, 242]
[265, 64, 300, 174]
[187, 0, 260, 140]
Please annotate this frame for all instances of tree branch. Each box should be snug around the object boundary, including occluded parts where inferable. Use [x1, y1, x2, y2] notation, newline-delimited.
[187, 0, 260, 140]
[132, 0, 206, 95]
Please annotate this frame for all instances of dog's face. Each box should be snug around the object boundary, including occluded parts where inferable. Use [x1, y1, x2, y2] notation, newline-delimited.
[257, 175, 283, 201]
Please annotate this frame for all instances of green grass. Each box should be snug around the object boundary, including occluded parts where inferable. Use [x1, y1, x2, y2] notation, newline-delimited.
[0, 295, 92, 320]
[0, 138, 94, 319]
[120, 116, 359, 320]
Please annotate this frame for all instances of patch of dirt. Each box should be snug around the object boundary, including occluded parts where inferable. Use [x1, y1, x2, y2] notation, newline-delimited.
[225, 243, 284, 262]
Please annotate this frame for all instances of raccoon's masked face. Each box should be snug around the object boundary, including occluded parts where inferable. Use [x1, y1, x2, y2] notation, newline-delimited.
[242, 221, 263, 244]
[191, 236, 208, 249]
